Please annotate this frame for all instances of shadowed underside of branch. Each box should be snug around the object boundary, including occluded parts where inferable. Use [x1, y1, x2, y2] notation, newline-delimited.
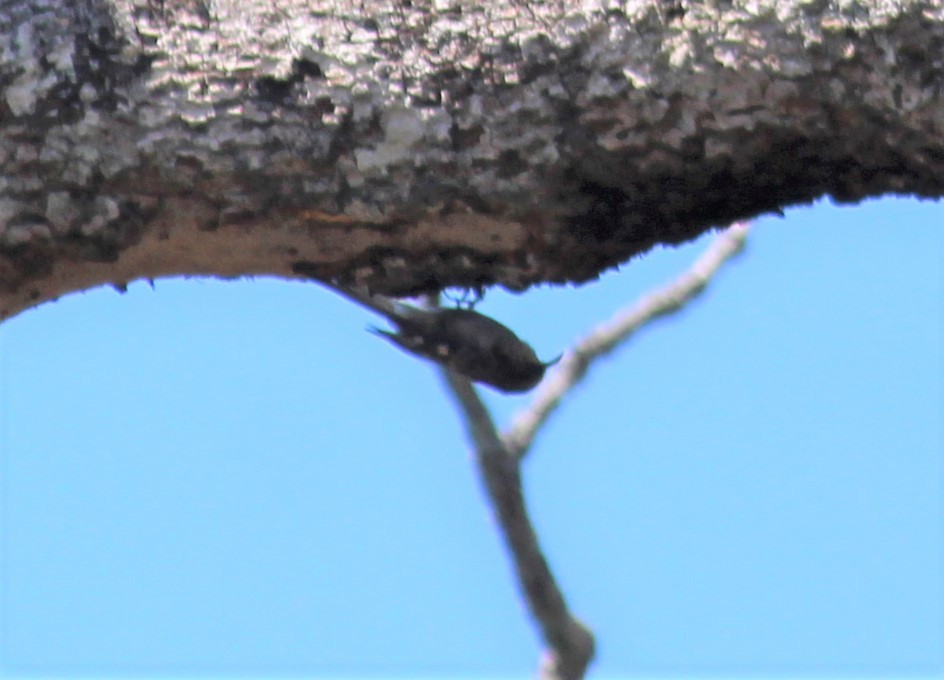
[1, 0, 942, 321]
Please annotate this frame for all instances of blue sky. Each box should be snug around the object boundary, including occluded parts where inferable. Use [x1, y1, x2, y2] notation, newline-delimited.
[0, 197, 941, 678]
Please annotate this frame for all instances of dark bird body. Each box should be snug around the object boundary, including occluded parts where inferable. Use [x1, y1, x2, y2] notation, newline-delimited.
[324, 284, 558, 393]
[371, 307, 556, 393]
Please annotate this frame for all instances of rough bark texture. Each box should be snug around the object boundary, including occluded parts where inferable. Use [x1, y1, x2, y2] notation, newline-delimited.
[1, 0, 942, 321]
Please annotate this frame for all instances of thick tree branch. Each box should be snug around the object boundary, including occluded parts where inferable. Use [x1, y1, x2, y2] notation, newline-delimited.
[2, 1, 942, 321]
[504, 222, 750, 458]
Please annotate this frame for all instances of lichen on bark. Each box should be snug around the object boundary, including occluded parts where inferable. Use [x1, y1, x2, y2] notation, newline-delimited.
[1, 0, 942, 321]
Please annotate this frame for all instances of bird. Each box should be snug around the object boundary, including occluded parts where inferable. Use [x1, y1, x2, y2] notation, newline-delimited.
[322, 283, 559, 393]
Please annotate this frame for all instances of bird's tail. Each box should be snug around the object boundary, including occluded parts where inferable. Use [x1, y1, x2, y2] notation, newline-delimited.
[319, 281, 420, 323]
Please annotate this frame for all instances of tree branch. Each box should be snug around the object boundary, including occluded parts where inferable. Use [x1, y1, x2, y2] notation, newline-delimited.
[441, 222, 748, 677]
[503, 222, 750, 459]
[441, 371, 595, 680]
[3, 2, 942, 320]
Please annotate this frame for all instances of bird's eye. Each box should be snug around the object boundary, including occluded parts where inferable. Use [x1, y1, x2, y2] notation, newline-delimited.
[435, 343, 451, 357]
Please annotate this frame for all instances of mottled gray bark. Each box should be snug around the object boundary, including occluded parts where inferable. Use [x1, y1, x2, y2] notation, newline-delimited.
[1, 0, 942, 321]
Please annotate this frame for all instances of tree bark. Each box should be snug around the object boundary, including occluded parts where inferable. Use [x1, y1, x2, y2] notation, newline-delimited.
[1, 0, 942, 321]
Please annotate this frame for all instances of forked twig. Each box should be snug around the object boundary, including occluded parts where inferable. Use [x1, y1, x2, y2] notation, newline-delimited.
[442, 221, 751, 679]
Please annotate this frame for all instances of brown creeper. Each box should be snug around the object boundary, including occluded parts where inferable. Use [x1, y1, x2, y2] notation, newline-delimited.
[323, 283, 559, 393]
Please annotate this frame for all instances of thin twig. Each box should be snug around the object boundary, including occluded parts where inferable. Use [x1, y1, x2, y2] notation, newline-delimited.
[441, 371, 595, 680]
[503, 221, 750, 458]
[439, 221, 749, 678]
